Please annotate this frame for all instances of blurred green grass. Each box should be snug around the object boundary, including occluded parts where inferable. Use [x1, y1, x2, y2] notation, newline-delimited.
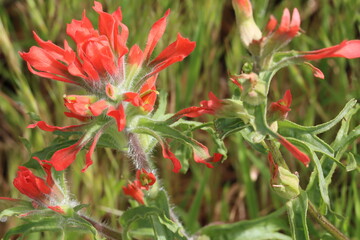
[0, 0, 359, 239]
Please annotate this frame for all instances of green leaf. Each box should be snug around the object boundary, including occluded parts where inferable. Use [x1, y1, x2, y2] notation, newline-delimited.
[278, 99, 357, 135]
[152, 90, 168, 120]
[198, 207, 290, 240]
[32, 139, 78, 160]
[346, 153, 358, 172]
[3, 218, 64, 240]
[0, 205, 34, 219]
[119, 206, 186, 240]
[286, 138, 331, 209]
[19, 136, 32, 153]
[214, 118, 248, 139]
[286, 191, 310, 240]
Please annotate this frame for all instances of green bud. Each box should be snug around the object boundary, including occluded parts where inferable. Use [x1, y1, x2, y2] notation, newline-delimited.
[271, 166, 300, 200]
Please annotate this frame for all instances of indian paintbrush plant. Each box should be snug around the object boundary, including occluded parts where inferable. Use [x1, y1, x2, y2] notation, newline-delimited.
[0, 0, 359, 239]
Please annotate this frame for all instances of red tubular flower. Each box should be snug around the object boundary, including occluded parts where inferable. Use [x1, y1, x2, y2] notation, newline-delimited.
[278, 136, 310, 167]
[136, 169, 156, 190]
[300, 40, 360, 60]
[269, 90, 292, 119]
[122, 182, 145, 205]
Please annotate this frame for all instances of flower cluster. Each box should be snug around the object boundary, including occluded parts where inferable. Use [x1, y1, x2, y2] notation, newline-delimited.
[22, 1, 197, 172]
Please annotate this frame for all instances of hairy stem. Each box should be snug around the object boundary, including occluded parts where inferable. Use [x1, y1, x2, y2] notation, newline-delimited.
[308, 201, 349, 240]
[127, 132, 151, 171]
[80, 214, 122, 240]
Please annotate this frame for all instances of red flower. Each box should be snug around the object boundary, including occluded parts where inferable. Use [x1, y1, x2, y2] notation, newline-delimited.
[122, 182, 145, 205]
[12, 158, 64, 213]
[136, 169, 156, 190]
[300, 40, 360, 60]
[269, 90, 292, 119]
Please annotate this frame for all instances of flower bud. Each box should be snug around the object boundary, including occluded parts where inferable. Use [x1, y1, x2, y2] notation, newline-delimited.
[268, 153, 300, 199]
[232, 0, 262, 47]
[271, 166, 300, 199]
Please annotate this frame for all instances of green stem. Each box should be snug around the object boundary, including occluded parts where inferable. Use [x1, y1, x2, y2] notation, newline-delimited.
[308, 201, 349, 240]
[264, 139, 289, 169]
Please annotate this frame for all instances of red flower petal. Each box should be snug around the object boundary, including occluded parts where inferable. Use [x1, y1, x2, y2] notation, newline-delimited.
[49, 140, 84, 171]
[93, 1, 129, 57]
[107, 104, 126, 132]
[143, 9, 170, 61]
[27, 121, 87, 132]
[158, 142, 182, 173]
[302, 40, 360, 60]
[149, 33, 196, 75]
[123, 182, 144, 204]
[89, 100, 109, 116]
[82, 131, 102, 172]
[123, 92, 143, 107]
[128, 44, 144, 66]
[66, 11, 98, 45]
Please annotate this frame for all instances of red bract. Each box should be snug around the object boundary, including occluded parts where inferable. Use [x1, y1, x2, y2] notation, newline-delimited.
[269, 90, 292, 119]
[170, 92, 223, 121]
[278, 136, 310, 167]
[122, 182, 145, 205]
[300, 40, 360, 60]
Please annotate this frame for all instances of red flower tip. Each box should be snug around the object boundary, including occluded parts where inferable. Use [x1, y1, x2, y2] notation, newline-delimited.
[301, 40, 360, 60]
[144, 9, 171, 61]
[233, 0, 253, 17]
[27, 121, 86, 132]
[123, 182, 145, 204]
[304, 62, 325, 79]
[265, 15, 278, 34]
[278, 136, 310, 167]
[47, 206, 65, 214]
[136, 169, 156, 190]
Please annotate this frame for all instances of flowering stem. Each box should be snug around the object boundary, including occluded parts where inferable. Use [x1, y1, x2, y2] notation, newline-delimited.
[308, 201, 349, 240]
[80, 214, 122, 240]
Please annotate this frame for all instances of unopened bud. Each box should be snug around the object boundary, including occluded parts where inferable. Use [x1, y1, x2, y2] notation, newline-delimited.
[218, 99, 251, 123]
[272, 166, 300, 199]
[232, 0, 262, 47]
